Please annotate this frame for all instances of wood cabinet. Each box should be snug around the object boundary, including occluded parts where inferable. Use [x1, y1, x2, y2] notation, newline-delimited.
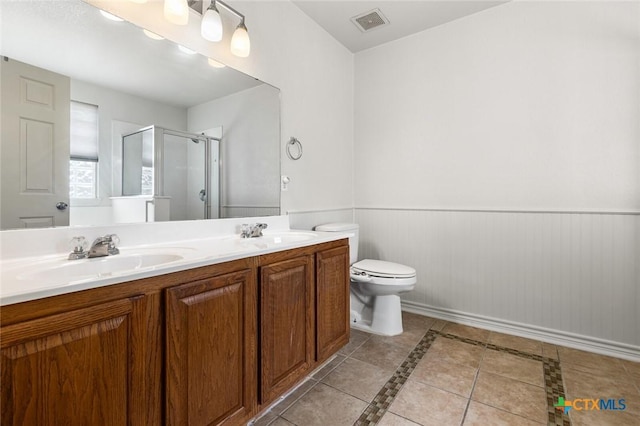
[165, 268, 257, 426]
[316, 245, 350, 362]
[1, 296, 146, 426]
[0, 239, 349, 426]
[259, 255, 314, 404]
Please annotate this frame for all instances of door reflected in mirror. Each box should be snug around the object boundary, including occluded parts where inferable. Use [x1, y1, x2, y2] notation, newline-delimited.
[0, 0, 280, 230]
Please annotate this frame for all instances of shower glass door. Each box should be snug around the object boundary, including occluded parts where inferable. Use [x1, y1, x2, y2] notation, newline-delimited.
[121, 125, 220, 220]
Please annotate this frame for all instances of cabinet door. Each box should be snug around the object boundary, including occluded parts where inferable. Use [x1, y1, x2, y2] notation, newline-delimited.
[166, 269, 256, 426]
[1, 296, 144, 426]
[316, 245, 350, 361]
[260, 255, 314, 404]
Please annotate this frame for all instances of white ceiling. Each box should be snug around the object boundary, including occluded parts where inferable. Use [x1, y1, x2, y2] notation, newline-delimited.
[292, 0, 509, 52]
[1, 0, 262, 109]
[1, 0, 510, 106]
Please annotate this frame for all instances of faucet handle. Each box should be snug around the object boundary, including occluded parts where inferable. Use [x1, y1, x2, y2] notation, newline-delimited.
[68, 236, 88, 260]
[105, 234, 120, 255]
[251, 223, 268, 237]
[69, 236, 88, 252]
[240, 224, 251, 238]
[106, 234, 120, 245]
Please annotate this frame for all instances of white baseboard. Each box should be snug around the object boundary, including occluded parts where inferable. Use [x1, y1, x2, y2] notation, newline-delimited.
[402, 301, 640, 362]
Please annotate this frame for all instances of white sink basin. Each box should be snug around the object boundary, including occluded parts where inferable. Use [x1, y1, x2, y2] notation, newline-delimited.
[18, 253, 184, 283]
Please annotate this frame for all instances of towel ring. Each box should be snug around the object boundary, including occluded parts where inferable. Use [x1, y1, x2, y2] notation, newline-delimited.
[286, 137, 303, 160]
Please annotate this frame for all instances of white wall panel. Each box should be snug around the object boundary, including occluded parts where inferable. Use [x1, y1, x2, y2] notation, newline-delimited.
[356, 208, 639, 349]
[287, 208, 354, 230]
[354, 1, 640, 212]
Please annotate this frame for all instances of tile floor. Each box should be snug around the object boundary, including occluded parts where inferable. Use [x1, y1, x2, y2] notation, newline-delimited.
[251, 313, 640, 426]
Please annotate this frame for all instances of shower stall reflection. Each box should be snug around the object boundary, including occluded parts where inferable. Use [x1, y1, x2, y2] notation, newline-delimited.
[119, 125, 220, 222]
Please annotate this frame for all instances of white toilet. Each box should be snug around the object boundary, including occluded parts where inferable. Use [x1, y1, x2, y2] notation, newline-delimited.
[315, 223, 416, 336]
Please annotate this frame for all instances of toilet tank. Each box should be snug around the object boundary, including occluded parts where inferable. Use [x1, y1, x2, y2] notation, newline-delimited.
[314, 223, 359, 264]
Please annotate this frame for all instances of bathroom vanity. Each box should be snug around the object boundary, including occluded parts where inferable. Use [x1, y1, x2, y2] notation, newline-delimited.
[0, 220, 350, 425]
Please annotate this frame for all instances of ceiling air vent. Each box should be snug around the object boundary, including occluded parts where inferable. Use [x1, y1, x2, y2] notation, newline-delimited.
[351, 8, 389, 33]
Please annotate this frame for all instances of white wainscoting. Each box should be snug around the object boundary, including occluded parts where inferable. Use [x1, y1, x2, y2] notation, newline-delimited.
[287, 208, 354, 230]
[355, 208, 639, 359]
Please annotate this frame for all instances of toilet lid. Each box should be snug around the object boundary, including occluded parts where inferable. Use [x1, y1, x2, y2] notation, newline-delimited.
[351, 259, 416, 278]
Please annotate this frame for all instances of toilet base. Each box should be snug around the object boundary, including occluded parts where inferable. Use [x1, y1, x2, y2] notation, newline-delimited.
[350, 294, 404, 336]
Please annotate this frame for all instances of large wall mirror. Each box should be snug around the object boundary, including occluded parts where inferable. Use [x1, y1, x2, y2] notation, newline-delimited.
[0, 0, 280, 230]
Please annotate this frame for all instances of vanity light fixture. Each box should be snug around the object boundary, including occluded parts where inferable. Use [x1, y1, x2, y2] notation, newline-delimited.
[164, 0, 189, 25]
[198, 0, 251, 57]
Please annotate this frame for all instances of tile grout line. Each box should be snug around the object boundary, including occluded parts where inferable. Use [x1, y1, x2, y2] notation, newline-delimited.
[436, 331, 571, 426]
[353, 329, 571, 426]
[353, 330, 438, 425]
[458, 337, 489, 425]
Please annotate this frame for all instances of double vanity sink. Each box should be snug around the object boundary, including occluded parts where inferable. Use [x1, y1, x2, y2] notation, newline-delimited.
[0, 218, 352, 425]
[0, 229, 326, 305]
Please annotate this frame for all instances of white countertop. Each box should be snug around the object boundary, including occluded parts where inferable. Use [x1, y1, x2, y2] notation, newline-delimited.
[0, 216, 352, 306]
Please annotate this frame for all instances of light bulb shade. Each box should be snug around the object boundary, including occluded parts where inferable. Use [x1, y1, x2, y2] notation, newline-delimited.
[164, 0, 189, 25]
[230, 22, 250, 57]
[201, 5, 223, 42]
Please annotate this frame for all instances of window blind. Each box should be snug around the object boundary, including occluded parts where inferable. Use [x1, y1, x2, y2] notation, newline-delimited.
[70, 101, 99, 161]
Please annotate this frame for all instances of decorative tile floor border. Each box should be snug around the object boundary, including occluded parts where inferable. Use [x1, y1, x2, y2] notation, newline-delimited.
[354, 330, 570, 426]
[354, 331, 438, 425]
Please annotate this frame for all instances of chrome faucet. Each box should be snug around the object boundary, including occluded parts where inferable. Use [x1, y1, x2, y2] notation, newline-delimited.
[88, 234, 120, 258]
[240, 223, 268, 238]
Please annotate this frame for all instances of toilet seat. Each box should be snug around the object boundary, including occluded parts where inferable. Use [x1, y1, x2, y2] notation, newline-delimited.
[351, 259, 417, 286]
[351, 259, 416, 279]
